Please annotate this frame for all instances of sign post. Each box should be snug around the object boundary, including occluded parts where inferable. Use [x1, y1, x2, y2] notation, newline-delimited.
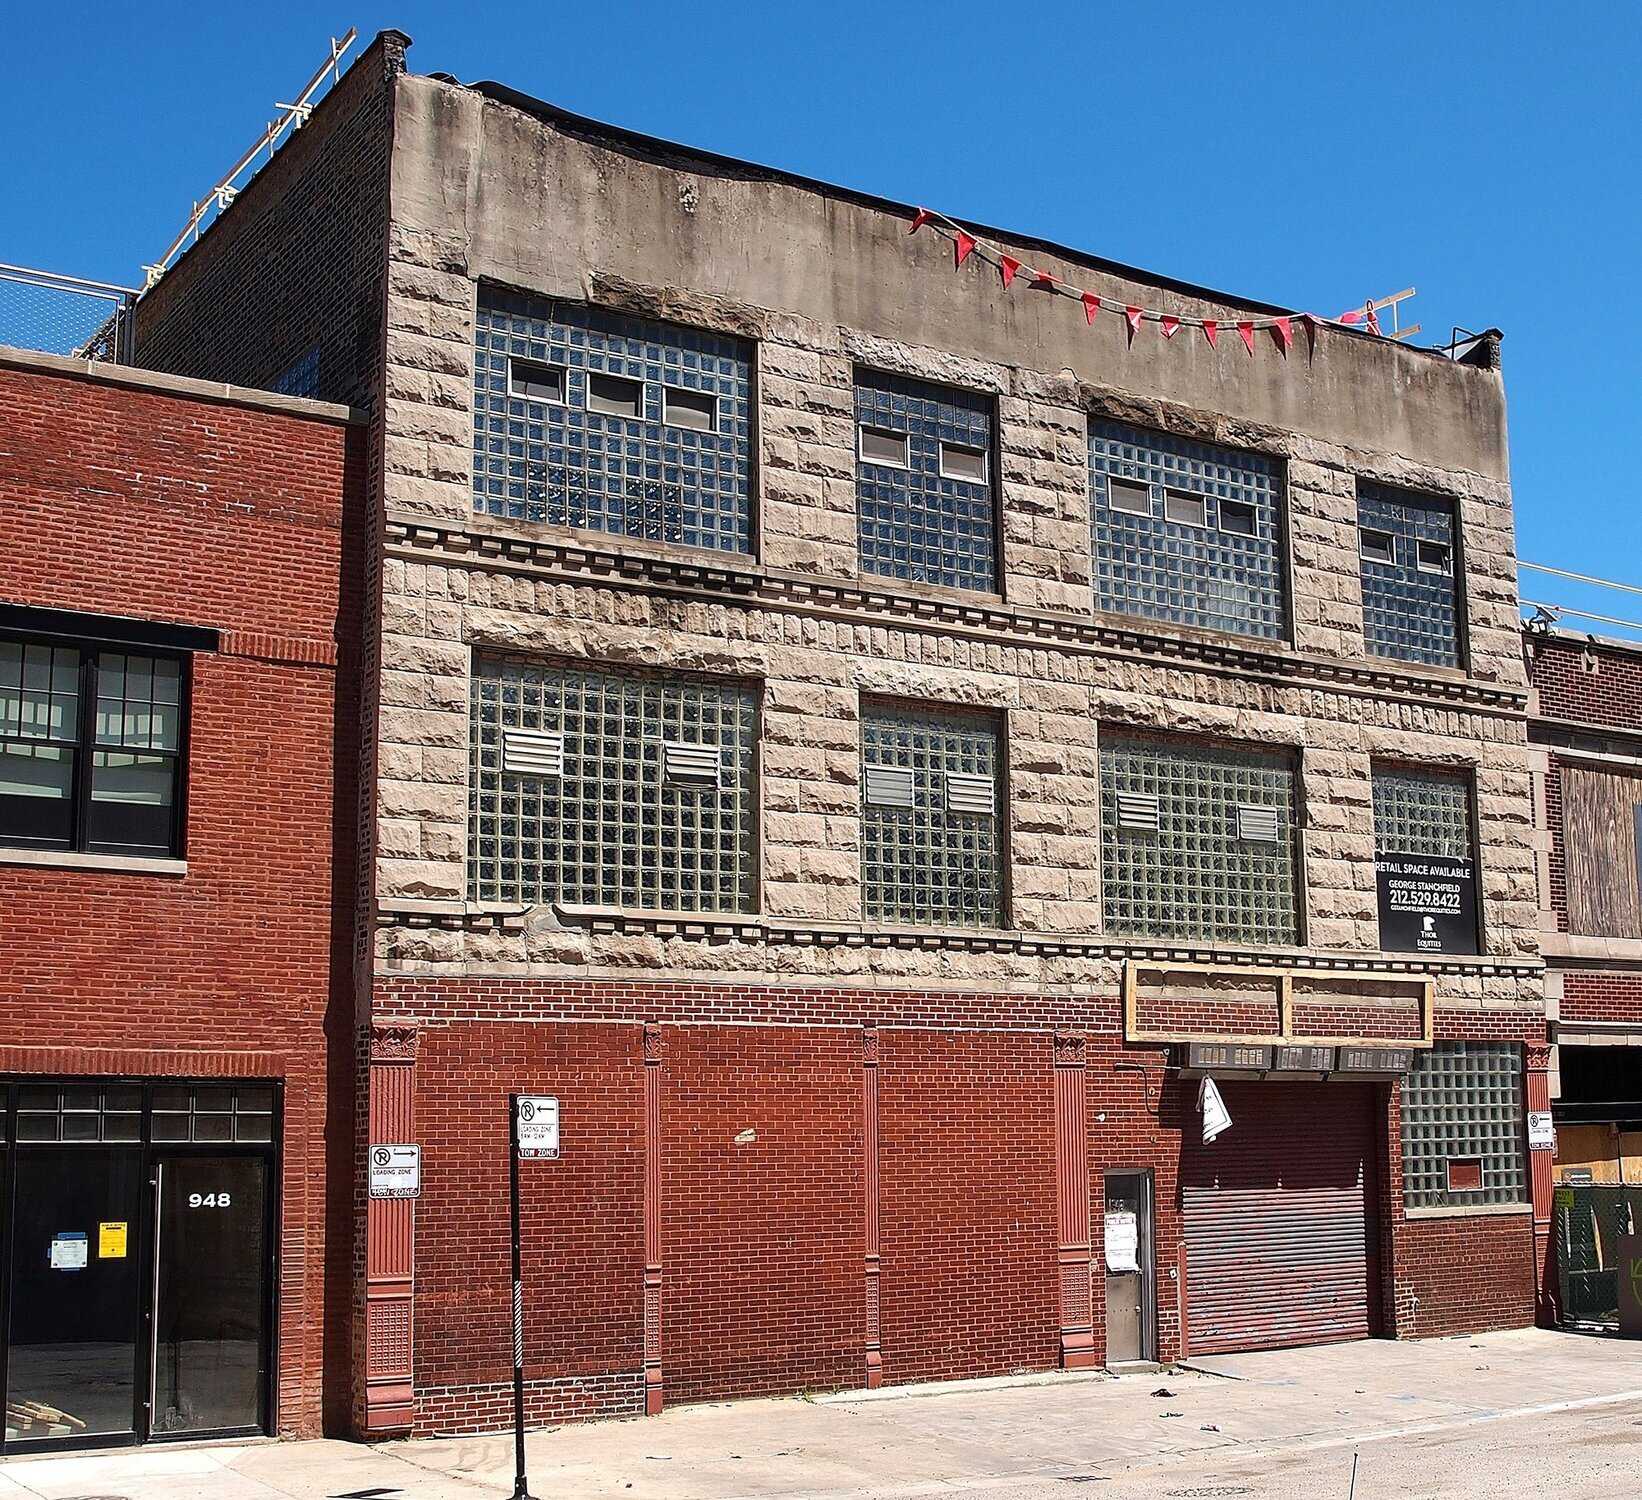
[507, 1094, 532, 1500]
[507, 1094, 558, 1500]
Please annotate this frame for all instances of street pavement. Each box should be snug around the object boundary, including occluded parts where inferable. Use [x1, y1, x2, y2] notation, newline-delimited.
[1, 1328, 1640, 1499]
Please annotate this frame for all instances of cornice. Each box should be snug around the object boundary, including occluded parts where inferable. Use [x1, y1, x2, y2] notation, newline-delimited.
[375, 898, 1544, 979]
[384, 517, 1530, 717]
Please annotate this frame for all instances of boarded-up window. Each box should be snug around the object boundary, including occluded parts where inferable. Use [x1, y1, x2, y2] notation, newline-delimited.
[1563, 763, 1642, 938]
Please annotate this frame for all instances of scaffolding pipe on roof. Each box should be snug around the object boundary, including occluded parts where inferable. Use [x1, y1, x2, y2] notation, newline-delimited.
[141, 28, 358, 293]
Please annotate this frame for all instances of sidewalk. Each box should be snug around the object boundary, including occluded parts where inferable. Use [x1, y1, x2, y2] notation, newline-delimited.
[2, 1328, 1640, 1499]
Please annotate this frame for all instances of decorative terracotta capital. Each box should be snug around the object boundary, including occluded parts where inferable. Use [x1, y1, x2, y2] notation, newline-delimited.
[369, 1022, 419, 1064]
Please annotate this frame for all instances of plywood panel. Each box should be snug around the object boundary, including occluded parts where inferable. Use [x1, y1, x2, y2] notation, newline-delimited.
[1564, 765, 1642, 938]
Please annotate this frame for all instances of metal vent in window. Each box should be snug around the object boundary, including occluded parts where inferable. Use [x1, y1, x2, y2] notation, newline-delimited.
[663, 741, 721, 788]
[1235, 803, 1282, 843]
[1115, 791, 1161, 833]
[502, 728, 565, 777]
[945, 770, 995, 815]
[864, 765, 916, 808]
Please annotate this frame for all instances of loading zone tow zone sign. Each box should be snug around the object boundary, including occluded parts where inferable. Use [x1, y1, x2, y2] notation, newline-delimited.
[515, 1095, 560, 1160]
[369, 1144, 421, 1199]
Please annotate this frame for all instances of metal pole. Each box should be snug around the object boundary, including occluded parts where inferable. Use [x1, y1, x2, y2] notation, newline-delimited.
[508, 1093, 533, 1500]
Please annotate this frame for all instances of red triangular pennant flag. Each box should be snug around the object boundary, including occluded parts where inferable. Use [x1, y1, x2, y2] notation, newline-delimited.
[1237, 321, 1256, 356]
[1300, 314, 1320, 357]
[999, 255, 1022, 289]
[909, 208, 932, 235]
[1125, 306, 1143, 346]
[1202, 319, 1218, 348]
[1081, 292, 1101, 324]
[1160, 315, 1181, 340]
[954, 231, 977, 268]
[1030, 268, 1056, 291]
[1270, 316, 1293, 356]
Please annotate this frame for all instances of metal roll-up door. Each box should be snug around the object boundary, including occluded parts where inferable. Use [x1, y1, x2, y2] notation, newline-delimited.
[1181, 1081, 1379, 1355]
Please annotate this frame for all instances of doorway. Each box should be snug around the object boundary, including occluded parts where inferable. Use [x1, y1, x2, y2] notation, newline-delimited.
[1103, 1170, 1156, 1365]
[0, 1080, 278, 1451]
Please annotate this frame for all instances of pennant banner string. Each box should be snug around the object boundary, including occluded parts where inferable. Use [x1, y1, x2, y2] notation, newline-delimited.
[908, 206, 1386, 348]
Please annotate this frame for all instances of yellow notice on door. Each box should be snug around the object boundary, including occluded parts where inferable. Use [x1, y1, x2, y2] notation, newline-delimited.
[98, 1222, 128, 1259]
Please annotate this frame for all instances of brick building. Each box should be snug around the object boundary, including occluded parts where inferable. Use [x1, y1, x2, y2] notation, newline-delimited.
[130, 29, 1550, 1440]
[1526, 625, 1642, 1192]
[0, 347, 364, 1448]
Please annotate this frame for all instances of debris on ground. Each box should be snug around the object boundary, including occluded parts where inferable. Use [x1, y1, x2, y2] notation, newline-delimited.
[1152, 1386, 1177, 1398]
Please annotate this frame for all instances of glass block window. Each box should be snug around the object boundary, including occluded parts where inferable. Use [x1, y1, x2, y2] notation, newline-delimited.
[861, 705, 1002, 927]
[470, 658, 757, 912]
[855, 371, 997, 593]
[1100, 733, 1299, 945]
[0, 637, 184, 856]
[1358, 482, 1462, 667]
[1400, 1041, 1526, 1208]
[472, 291, 753, 554]
[1374, 767, 1473, 859]
[1089, 421, 1286, 640]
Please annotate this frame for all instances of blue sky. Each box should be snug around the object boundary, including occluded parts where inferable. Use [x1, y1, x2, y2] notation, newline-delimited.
[5, 3, 1638, 632]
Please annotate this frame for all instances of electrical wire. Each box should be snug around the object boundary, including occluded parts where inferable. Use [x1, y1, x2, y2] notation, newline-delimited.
[1520, 560, 1642, 599]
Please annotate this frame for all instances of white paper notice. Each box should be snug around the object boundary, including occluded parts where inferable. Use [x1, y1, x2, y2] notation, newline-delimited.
[1104, 1210, 1139, 1273]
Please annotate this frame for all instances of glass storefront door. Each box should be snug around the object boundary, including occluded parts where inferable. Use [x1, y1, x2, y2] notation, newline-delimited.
[7, 1148, 145, 1442]
[0, 1080, 278, 1452]
[151, 1155, 269, 1437]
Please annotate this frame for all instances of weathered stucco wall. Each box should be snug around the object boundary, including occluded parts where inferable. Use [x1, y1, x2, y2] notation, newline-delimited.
[372, 72, 1537, 1015]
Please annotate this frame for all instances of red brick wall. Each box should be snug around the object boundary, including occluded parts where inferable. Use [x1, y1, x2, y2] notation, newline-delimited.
[1381, 1033, 1539, 1338]
[0, 361, 364, 1437]
[409, 1022, 645, 1434]
[662, 1027, 863, 1402]
[376, 978, 1542, 1430]
[1529, 632, 1642, 732]
[132, 32, 405, 409]
[876, 1030, 1059, 1384]
[1088, 1043, 1184, 1364]
[1560, 972, 1642, 1024]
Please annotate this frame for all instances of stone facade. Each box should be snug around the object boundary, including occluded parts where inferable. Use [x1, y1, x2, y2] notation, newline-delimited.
[372, 73, 1537, 1013]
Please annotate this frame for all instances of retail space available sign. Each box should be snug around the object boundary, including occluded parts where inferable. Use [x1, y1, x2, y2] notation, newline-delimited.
[369, 1144, 421, 1199]
[514, 1096, 560, 1160]
[1375, 853, 1479, 955]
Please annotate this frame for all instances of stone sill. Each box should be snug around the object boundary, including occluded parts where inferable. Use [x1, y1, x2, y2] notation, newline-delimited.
[1540, 932, 1642, 965]
[385, 517, 1529, 713]
[379, 900, 1543, 977]
[377, 898, 529, 931]
[1403, 1202, 1534, 1221]
[0, 847, 187, 877]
